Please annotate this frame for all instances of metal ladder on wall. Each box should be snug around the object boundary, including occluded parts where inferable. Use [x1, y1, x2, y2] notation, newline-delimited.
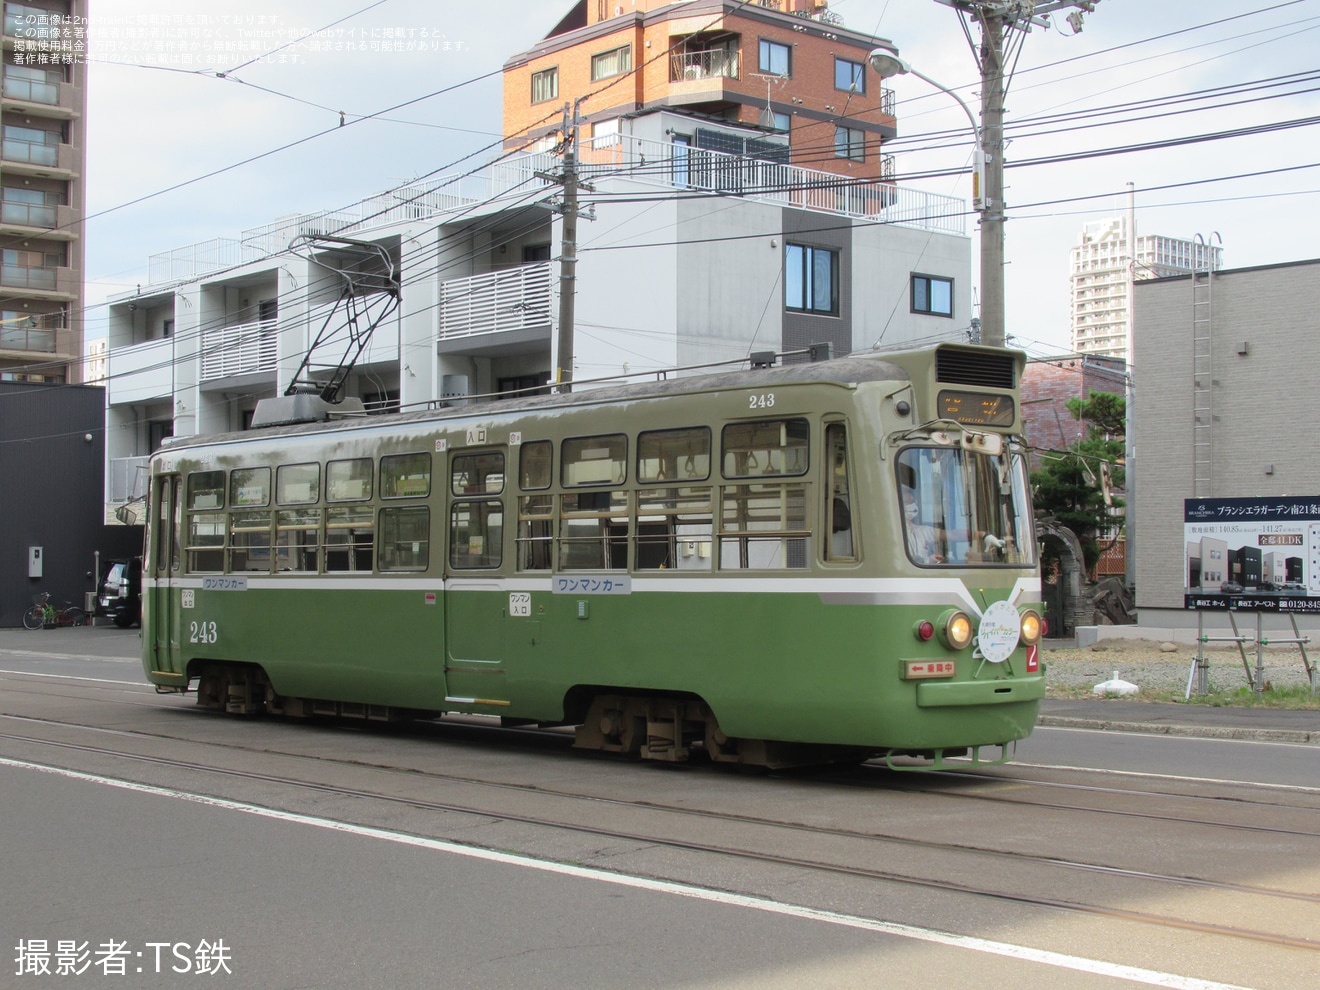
[1190, 233, 1221, 498]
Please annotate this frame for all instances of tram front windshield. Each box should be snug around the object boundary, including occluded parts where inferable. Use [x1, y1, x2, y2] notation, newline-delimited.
[898, 446, 1033, 567]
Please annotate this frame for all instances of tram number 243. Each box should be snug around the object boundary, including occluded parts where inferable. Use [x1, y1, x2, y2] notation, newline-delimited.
[748, 393, 775, 409]
[189, 621, 219, 644]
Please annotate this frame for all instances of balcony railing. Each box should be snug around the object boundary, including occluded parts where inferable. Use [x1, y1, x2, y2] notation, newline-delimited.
[1, 74, 59, 105]
[490, 135, 965, 236]
[0, 264, 56, 290]
[109, 456, 150, 503]
[200, 319, 278, 381]
[1, 137, 57, 167]
[439, 262, 553, 342]
[0, 322, 55, 352]
[1, 201, 56, 227]
[671, 50, 739, 81]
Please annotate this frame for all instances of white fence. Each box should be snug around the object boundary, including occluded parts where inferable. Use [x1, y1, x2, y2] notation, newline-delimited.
[439, 262, 553, 341]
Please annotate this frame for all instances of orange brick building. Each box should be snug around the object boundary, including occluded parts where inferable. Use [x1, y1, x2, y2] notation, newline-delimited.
[503, 0, 899, 179]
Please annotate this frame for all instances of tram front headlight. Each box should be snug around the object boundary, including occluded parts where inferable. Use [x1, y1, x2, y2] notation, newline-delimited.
[1019, 608, 1043, 647]
[938, 609, 973, 651]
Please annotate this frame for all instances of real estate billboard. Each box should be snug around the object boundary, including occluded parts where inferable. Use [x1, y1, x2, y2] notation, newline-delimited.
[1184, 497, 1320, 612]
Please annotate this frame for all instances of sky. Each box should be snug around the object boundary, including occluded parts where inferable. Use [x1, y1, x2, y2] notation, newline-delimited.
[83, 0, 1320, 357]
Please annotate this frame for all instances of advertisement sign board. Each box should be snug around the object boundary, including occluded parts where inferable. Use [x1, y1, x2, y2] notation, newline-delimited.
[1184, 497, 1320, 612]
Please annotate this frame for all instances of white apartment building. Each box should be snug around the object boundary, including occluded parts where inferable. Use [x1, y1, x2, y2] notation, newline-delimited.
[1069, 216, 1223, 359]
[103, 111, 973, 519]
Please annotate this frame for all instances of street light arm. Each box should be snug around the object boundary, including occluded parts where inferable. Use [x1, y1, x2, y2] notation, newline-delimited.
[868, 50, 984, 210]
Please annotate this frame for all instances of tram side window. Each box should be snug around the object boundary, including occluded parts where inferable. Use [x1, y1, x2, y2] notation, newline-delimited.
[188, 470, 225, 510]
[325, 505, 374, 572]
[562, 434, 626, 487]
[560, 490, 628, 570]
[722, 419, 809, 478]
[637, 487, 712, 570]
[230, 467, 270, 507]
[275, 508, 320, 572]
[825, 423, 855, 561]
[450, 501, 502, 569]
[186, 470, 225, 572]
[517, 494, 553, 571]
[381, 453, 431, 499]
[452, 451, 505, 495]
[637, 427, 710, 483]
[277, 463, 320, 504]
[520, 440, 552, 490]
[229, 511, 272, 572]
[720, 482, 809, 569]
[380, 506, 430, 571]
[327, 457, 372, 501]
[719, 420, 810, 569]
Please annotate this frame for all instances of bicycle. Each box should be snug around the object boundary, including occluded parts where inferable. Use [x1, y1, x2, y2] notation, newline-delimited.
[22, 592, 85, 630]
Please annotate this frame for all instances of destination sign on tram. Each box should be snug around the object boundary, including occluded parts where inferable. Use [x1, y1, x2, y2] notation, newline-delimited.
[937, 390, 1015, 427]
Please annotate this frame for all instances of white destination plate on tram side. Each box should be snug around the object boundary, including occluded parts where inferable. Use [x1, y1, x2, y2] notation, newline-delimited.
[552, 576, 632, 595]
[202, 577, 249, 591]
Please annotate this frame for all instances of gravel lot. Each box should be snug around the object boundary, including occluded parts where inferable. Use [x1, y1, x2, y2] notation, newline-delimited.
[1040, 639, 1316, 695]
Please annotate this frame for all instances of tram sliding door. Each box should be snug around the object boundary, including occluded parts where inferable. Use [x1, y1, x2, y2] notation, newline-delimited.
[149, 475, 183, 679]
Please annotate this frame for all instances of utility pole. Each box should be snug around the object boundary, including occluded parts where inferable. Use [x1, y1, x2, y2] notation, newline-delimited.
[935, 1, 1100, 347]
[546, 99, 592, 394]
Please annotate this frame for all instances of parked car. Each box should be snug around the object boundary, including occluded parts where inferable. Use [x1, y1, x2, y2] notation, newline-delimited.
[97, 557, 141, 628]
[1219, 581, 1244, 595]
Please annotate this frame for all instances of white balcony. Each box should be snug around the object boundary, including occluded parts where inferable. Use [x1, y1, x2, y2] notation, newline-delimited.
[107, 336, 176, 404]
[200, 319, 278, 381]
[438, 262, 552, 353]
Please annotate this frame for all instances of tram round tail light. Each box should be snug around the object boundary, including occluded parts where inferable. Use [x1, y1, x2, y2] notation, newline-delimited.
[1019, 609, 1043, 647]
[938, 610, 973, 651]
[914, 620, 936, 642]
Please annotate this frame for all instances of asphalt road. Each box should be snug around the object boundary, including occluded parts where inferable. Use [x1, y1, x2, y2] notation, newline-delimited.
[2, 625, 1317, 990]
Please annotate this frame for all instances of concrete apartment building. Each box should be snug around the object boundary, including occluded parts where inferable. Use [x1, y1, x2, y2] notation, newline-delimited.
[1069, 216, 1222, 360]
[1133, 257, 1320, 634]
[0, 0, 86, 384]
[503, 0, 896, 182]
[102, 5, 971, 521]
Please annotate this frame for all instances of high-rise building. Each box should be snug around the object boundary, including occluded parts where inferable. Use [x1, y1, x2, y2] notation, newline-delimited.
[0, 0, 87, 384]
[1069, 216, 1222, 360]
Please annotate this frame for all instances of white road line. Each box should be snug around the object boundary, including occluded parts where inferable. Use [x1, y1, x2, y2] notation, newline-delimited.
[0, 756, 1256, 990]
[0, 669, 151, 687]
[1013, 758, 1320, 794]
[0, 651, 138, 663]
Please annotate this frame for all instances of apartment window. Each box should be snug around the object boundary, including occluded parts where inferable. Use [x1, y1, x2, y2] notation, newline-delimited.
[834, 58, 865, 94]
[834, 126, 864, 161]
[758, 39, 791, 77]
[768, 111, 791, 133]
[912, 274, 953, 317]
[785, 244, 838, 315]
[591, 44, 632, 81]
[531, 66, 558, 104]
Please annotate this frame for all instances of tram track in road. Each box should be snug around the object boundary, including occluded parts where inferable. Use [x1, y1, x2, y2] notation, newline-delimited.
[3, 711, 1320, 954]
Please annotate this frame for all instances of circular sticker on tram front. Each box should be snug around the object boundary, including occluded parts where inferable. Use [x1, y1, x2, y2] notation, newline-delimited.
[977, 599, 1021, 664]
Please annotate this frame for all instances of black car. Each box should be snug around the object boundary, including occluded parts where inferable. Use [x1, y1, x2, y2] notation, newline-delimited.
[98, 558, 142, 628]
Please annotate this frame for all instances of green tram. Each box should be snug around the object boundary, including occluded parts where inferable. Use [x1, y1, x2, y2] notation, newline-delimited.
[142, 343, 1044, 768]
